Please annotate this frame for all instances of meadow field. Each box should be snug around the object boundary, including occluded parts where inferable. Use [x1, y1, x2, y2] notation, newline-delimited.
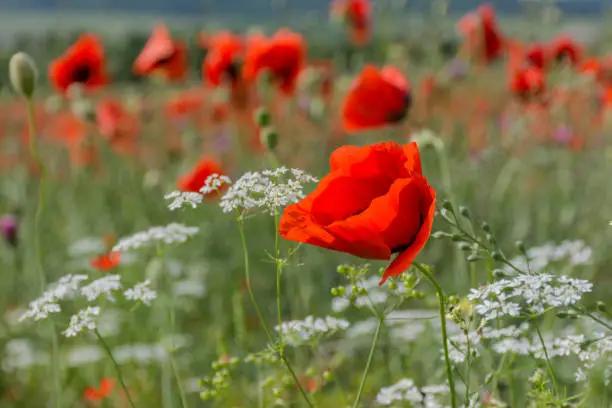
[1, 2, 612, 407]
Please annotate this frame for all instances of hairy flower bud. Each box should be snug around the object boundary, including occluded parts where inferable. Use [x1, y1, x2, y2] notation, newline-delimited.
[9, 52, 38, 98]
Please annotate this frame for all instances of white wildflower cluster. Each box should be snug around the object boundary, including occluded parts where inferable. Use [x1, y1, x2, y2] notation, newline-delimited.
[63, 306, 101, 337]
[502, 240, 592, 274]
[219, 167, 318, 215]
[65, 345, 104, 367]
[468, 273, 592, 320]
[332, 276, 410, 313]
[19, 274, 89, 321]
[81, 275, 122, 302]
[124, 280, 157, 305]
[376, 378, 449, 407]
[112, 223, 200, 252]
[274, 315, 349, 346]
[446, 324, 530, 364]
[575, 333, 612, 384]
[165, 174, 232, 211]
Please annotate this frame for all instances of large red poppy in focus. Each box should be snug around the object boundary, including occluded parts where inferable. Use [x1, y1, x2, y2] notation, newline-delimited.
[280, 141, 436, 284]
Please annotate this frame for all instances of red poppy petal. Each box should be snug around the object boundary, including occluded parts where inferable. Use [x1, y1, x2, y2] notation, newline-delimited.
[380, 180, 436, 284]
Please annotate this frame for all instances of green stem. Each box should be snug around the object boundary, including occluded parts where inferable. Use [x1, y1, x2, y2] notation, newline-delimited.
[274, 214, 283, 339]
[236, 217, 314, 408]
[95, 329, 137, 408]
[167, 282, 189, 408]
[352, 316, 384, 408]
[414, 263, 457, 408]
[26, 98, 62, 408]
[533, 318, 559, 396]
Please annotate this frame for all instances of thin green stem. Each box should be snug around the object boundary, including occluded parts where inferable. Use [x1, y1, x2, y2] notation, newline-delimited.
[352, 316, 384, 408]
[95, 329, 137, 408]
[236, 217, 314, 408]
[414, 263, 457, 408]
[506, 357, 518, 408]
[533, 318, 559, 396]
[26, 98, 62, 408]
[167, 289, 189, 408]
[274, 214, 283, 341]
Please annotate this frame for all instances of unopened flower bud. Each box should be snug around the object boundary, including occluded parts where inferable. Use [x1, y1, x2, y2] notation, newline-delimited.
[254, 107, 272, 127]
[515, 240, 526, 254]
[260, 126, 278, 151]
[459, 206, 470, 219]
[9, 52, 38, 98]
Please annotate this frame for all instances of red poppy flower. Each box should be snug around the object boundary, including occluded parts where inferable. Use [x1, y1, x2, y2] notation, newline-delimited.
[280, 141, 436, 284]
[457, 4, 504, 64]
[84, 378, 115, 401]
[341, 65, 411, 133]
[525, 43, 547, 69]
[49, 34, 108, 94]
[243, 29, 306, 95]
[133, 23, 188, 82]
[203, 31, 244, 88]
[164, 90, 206, 121]
[581, 57, 612, 86]
[90, 252, 121, 271]
[177, 157, 227, 197]
[330, 0, 371, 46]
[549, 35, 582, 65]
[96, 99, 141, 155]
[510, 66, 545, 101]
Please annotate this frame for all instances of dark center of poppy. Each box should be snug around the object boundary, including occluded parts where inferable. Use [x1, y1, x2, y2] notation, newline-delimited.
[152, 50, 178, 69]
[71, 64, 92, 83]
[387, 93, 412, 124]
[225, 61, 242, 82]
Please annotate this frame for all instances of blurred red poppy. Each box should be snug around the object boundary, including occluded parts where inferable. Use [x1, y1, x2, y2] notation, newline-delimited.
[330, 0, 371, 46]
[341, 65, 411, 133]
[90, 252, 121, 272]
[96, 99, 141, 156]
[133, 23, 188, 82]
[525, 43, 547, 69]
[549, 35, 582, 66]
[280, 141, 435, 284]
[84, 378, 115, 401]
[204, 31, 244, 88]
[164, 90, 206, 122]
[49, 34, 108, 94]
[510, 66, 545, 101]
[457, 4, 504, 64]
[244, 29, 306, 95]
[177, 157, 227, 197]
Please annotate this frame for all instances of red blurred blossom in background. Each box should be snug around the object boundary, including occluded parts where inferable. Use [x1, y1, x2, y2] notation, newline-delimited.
[177, 157, 227, 198]
[456, 4, 504, 64]
[90, 251, 121, 272]
[330, 0, 372, 46]
[49, 34, 109, 94]
[83, 378, 115, 401]
[96, 99, 141, 156]
[243, 29, 306, 95]
[510, 66, 545, 102]
[549, 35, 582, 66]
[341, 65, 411, 133]
[133, 23, 188, 82]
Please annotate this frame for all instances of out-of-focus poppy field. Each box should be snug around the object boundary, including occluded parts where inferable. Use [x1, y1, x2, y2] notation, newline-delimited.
[2, 1, 612, 407]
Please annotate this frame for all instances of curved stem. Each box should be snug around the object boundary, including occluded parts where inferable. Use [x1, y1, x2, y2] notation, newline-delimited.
[533, 318, 559, 396]
[236, 217, 314, 407]
[26, 98, 62, 408]
[95, 329, 137, 408]
[352, 316, 384, 408]
[414, 263, 457, 408]
[274, 215, 283, 341]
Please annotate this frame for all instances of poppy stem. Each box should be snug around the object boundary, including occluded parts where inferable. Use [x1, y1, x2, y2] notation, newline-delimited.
[236, 216, 315, 407]
[413, 263, 457, 408]
[533, 317, 559, 396]
[352, 315, 384, 408]
[25, 97, 62, 408]
[94, 329, 137, 408]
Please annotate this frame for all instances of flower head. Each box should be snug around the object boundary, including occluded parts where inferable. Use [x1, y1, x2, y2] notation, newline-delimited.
[133, 23, 188, 82]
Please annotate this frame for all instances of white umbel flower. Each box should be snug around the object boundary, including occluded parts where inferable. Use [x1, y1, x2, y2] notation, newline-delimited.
[20, 274, 89, 322]
[112, 223, 200, 252]
[165, 174, 232, 210]
[81, 275, 122, 302]
[124, 280, 157, 305]
[274, 315, 349, 346]
[219, 167, 318, 215]
[63, 306, 101, 337]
